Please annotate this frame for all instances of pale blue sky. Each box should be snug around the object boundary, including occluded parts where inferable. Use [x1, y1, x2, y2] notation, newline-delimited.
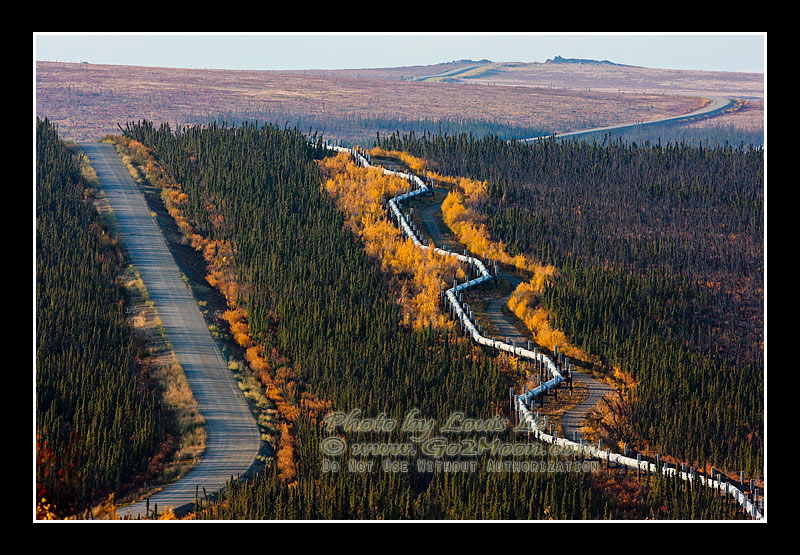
[34, 33, 766, 73]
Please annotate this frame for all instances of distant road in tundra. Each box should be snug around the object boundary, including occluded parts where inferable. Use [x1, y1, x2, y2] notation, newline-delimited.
[522, 96, 735, 141]
[79, 143, 262, 519]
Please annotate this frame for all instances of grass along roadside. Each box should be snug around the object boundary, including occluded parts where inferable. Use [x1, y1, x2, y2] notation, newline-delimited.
[117, 263, 207, 502]
[72, 143, 207, 512]
[103, 135, 279, 465]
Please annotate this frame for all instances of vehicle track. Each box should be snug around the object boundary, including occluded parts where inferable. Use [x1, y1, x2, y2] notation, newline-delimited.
[79, 143, 262, 519]
[522, 96, 736, 142]
[409, 61, 494, 82]
[418, 193, 611, 441]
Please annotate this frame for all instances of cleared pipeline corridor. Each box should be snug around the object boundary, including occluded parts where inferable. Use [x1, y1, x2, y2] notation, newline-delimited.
[417, 193, 613, 443]
[333, 144, 763, 520]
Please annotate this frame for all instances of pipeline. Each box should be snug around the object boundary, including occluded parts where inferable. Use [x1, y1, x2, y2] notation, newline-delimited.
[323, 142, 764, 520]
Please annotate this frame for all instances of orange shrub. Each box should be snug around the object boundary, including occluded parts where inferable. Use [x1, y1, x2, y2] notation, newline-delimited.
[112, 135, 323, 483]
[507, 280, 593, 364]
[319, 152, 462, 331]
[431, 160, 597, 365]
[368, 147, 428, 175]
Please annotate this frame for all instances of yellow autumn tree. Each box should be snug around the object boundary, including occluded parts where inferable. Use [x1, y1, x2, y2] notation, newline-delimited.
[507, 279, 594, 364]
[368, 147, 428, 175]
[276, 422, 297, 484]
[439, 177, 545, 276]
[319, 152, 462, 331]
[428, 158, 598, 366]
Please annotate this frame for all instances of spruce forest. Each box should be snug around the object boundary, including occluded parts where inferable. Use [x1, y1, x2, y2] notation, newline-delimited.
[377, 132, 764, 477]
[36, 118, 165, 515]
[103, 120, 753, 519]
[34, 31, 768, 524]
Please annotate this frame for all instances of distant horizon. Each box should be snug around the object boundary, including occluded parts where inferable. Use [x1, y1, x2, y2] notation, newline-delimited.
[33, 33, 766, 74]
[35, 56, 766, 76]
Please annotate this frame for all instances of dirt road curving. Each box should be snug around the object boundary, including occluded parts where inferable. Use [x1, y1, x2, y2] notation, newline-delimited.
[522, 96, 735, 141]
[417, 189, 612, 441]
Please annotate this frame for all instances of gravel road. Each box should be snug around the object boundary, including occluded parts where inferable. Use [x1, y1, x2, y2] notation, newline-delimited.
[79, 142, 262, 518]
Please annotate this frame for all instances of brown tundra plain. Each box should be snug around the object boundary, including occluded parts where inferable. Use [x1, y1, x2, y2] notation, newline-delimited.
[35, 60, 763, 143]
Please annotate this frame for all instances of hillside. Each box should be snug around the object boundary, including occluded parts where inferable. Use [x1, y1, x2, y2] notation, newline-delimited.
[119, 120, 750, 519]
[34, 47, 765, 520]
[409, 60, 764, 137]
[36, 61, 710, 144]
[545, 55, 637, 67]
